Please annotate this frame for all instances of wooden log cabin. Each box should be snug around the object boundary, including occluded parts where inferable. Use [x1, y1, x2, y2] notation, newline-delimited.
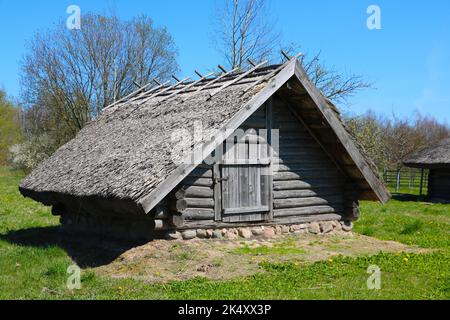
[19, 57, 390, 240]
[404, 138, 450, 202]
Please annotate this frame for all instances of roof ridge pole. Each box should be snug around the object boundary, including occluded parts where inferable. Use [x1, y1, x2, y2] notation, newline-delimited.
[242, 53, 303, 95]
[159, 71, 215, 104]
[281, 50, 292, 61]
[194, 66, 240, 94]
[140, 77, 191, 105]
[103, 80, 157, 111]
[207, 60, 268, 99]
[218, 65, 228, 73]
[247, 59, 257, 67]
[128, 80, 171, 103]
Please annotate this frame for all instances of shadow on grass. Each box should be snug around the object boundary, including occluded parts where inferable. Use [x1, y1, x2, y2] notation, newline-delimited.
[392, 193, 450, 204]
[391, 193, 423, 202]
[0, 226, 147, 268]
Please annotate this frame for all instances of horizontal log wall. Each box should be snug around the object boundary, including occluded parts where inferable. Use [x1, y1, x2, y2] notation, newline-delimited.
[429, 169, 450, 199]
[169, 105, 269, 226]
[272, 97, 345, 218]
[171, 164, 216, 222]
[162, 98, 349, 229]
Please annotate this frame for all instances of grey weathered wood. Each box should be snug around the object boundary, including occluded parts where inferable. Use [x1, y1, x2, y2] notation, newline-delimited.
[272, 213, 342, 225]
[273, 179, 343, 191]
[161, 72, 215, 103]
[276, 162, 335, 172]
[188, 167, 213, 178]
[185, 198, 214, 208]
[165, 214, 185, 228]
[265, 98, 274, 221]
[169, 199, 188, 212]
[242, 53, 302, 94]
[274, 188, 338, 199]
[213, 164, 222, 221]
[273, 152, 331, 163]
[274, 171, 340, 181]
[219, 101, 272, 222]
[195, 67, 239, 94]
[222, 212, 267, 223]
[239, 160, 250, 208]
[128, 81, 171, 103]
[153, 77, 190, 99]
[281, 99, 347, 177]
[274, 205, 342, 217]
[209, 61, 268, 98]
[245, 114, 266, 125]
[222, 159, 271, 165]
[183, 208, 215, 221]
[180, 213, 341, 230]
[182, 177, 214, 187]
[140, 77, 190, 105]
[138, 59, 297, 214]
[279, 139, 316, 148]
[273, 196, 344, 209]
[223, 206, 270, 215]
[104, 81, 157, 110]
[172, 189, 186, 200]
[175, 186, 213, 199]
[293, 61, 390, 203]
[419, 168, 424, 196]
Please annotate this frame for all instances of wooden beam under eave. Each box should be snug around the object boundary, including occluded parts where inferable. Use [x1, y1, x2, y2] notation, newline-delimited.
[293, 61, 391, 204]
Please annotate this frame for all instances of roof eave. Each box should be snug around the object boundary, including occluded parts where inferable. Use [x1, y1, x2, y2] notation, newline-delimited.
[404, 162, 450, 169]
[292, 61, 391, 204]
[137, 59, 298, 214]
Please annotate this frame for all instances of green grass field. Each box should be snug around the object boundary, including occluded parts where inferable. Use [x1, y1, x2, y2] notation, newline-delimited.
[0, 167, 449, 300]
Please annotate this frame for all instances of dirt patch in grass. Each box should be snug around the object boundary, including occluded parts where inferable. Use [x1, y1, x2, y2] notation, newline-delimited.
[93, 232, 429, 284]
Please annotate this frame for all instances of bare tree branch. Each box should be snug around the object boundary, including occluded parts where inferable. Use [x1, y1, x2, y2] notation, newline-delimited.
[20, 13, 179, 146]
[213, 0, 280, 70]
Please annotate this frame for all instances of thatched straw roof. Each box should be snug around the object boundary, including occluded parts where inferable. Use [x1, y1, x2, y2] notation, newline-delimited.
[20, 60, 390, 215]
[404, 138, 450, 168]
[20, 66, 276, 200]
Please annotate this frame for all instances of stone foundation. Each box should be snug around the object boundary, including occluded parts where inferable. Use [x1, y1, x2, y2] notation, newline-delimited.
[165, 220, 353, 241]
[60, 211, 352, 242]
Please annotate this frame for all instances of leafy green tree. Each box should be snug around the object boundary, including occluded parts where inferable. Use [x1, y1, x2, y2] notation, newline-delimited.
[0, 90, 22, 165]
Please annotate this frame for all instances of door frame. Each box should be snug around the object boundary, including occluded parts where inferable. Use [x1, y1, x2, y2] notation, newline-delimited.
[213, 98, 274, 222]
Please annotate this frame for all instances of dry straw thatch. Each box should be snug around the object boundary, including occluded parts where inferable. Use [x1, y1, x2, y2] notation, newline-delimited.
[19, 67, 275, 203]
[20, 61, 390, 215]
[404, 138, 450, 168]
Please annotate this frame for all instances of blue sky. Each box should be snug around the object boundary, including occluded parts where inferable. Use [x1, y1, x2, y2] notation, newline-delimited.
[0, 0, 449, 123]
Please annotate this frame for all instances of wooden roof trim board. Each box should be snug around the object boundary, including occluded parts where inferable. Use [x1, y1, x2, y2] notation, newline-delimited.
[137, 59, 298, 214]
[242, 54, 302, 95]
[292, 61, 391, 204]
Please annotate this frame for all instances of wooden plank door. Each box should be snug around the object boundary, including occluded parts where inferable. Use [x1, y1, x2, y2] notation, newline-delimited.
[220, 128, 272, 223]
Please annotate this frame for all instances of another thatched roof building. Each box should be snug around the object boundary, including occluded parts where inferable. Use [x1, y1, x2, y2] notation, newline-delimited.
[20, 58, 390, 240]
[404, 138, 450, 200]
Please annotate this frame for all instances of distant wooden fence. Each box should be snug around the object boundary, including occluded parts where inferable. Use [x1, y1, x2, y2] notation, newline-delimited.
[383, 168, 428, 194]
